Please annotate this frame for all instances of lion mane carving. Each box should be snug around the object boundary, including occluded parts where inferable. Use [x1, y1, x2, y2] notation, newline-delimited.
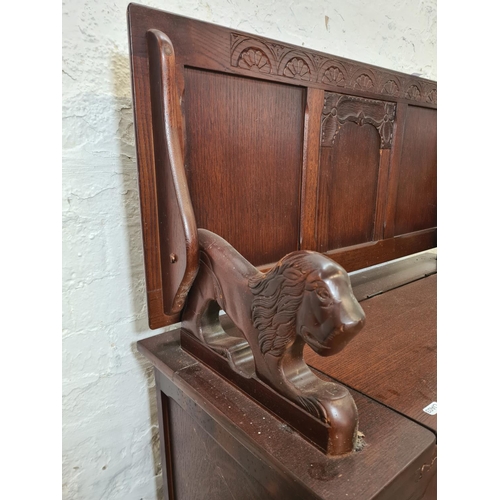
[249, 253, 313, 357]
[249, 250, 365, 360]
[181, 229, 366, 454]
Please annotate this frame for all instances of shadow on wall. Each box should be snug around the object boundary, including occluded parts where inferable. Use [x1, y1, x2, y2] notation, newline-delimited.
[111, 48, 166, 500]
[110, 50, 151, 335]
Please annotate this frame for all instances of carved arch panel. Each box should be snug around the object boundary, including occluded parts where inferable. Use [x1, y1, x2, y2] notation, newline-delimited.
[321, 93, 396, 149]
[316, 92, 396, 252]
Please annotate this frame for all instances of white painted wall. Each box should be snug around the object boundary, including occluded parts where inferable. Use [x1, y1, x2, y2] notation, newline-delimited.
[62, 1, 436, 498]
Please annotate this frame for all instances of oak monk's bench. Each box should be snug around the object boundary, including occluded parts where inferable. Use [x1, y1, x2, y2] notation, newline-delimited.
[127, 4, 437, 499]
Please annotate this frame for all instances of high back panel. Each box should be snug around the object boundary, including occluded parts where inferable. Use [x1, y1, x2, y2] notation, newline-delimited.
[128, 4, 437, 329]
[183, 68, 305, 266]
[394, 106, 437, 236]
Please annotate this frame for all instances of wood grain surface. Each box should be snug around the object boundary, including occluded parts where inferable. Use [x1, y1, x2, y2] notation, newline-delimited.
[146, 30, 200, 317]
[394, 106, 437, 236]
[305, 274, 437, 432]
[128, 4, 438, 328]
[317, 121, 382, 251]
[139, 330, 437, 499]
[300, 88, 324, 250]
[183, 68, 304, 266]
[167, 396, 272, 499]
[324, 228, 437, 272]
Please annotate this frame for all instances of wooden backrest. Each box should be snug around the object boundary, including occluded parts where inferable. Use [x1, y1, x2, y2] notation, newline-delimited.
[128, 4, 437, 329]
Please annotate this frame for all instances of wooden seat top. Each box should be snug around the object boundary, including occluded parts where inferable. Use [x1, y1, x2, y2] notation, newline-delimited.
[305, 273, 437, 433]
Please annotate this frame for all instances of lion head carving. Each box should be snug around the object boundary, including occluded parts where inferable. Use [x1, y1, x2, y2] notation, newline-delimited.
[248, 251, 365, 357]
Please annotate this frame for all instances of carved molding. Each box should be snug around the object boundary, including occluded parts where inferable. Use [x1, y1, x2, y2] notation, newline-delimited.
[405, 84, 421, 101]
[230, 33, 437, 105]
[237, 47, 272, 74]
[426, 88, 437, 104]
[381, 79, 400, 97]
[321, 92, 396, 149]
[283, 57, 312, 81]
[322, 65, 346, 86]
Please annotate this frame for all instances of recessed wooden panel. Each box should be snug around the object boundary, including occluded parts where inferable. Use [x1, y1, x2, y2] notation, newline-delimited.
[183, 68, 304, 266]
[168, 397, 271, 499]
[128, 4, 438, 328]
[394, 106, 437, 236]
[316, 122, 381, 252]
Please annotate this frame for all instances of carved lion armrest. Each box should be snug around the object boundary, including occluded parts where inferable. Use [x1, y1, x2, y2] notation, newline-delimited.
[182, 228, 365, 455]
[146, 29, 366, 456]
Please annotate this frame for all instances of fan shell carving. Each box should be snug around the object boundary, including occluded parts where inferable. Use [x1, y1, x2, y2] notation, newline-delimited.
[405, 84, 421, 101]
[355, 74, 375, 91]
[229, 33, 436, 105]
[426, 88, 437, 104]
[283, 57, 312, 81]
[237, 48, 272, 74]
[322, 66, 346, 86]
[382, 79, 399, 96]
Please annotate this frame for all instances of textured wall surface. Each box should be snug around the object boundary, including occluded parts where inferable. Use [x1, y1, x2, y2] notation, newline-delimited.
[62, 1, 436, 498]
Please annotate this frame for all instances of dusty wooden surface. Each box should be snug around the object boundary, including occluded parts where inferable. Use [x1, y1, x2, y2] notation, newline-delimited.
[305, 273, 437, 432]
[139, 330, 437, 499]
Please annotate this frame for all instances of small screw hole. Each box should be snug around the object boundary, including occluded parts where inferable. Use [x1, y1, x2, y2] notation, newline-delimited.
[170, 253, 178, 263]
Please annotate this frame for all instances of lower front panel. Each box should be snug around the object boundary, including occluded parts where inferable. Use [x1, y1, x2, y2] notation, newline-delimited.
[165, 393, 273, 500]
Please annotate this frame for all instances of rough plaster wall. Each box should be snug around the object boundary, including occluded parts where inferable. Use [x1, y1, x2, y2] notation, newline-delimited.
[62, 0, 436, 498]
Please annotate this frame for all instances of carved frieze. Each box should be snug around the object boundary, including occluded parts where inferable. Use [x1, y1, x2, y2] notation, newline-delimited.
[321, 92, 396, 149]
[230, 33, 437, 105]
[426, 88, 437, 104]
[322, 65, 346, 86]
[354, 73, 375, 91]
[381, 79, 400, 97]
[283, 57, 312, 81]
[405, 84, 421, 101]
[237, 48, 272, 74]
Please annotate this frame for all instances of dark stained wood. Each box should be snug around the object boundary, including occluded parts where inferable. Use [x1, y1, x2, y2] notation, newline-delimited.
[183, 68, 304, 266]
[228, 31, 437, 108]
[325, 227, 437, 272]
[167, 397, 272, 499]
[349, 252, 437, 302]
[129, 4, 437, 107]
[317, 121, 382, 251]
[128, 16, 171, 328]
[156, 382, 175, 499]
[373, 149, 391, 241]
[221, 252, 437, 332]
[300, 88, 324, 250]
[180, 330, 335, 455]
[129, 5, 438, 497]
[139, 330, 436, 500]
[383, 103, 408, 239]
[316, 92, 397, 252]
[127, 4, 437, 328]
[146, 30, 199, 317]
[305, 274, 437, 432]
[394, 106, 437, 236]
[320, 92, 396, 149]
[181, 229, 366, 455]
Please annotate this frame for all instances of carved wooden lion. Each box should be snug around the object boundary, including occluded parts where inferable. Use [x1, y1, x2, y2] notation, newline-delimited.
[182, 229, 366, 454]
